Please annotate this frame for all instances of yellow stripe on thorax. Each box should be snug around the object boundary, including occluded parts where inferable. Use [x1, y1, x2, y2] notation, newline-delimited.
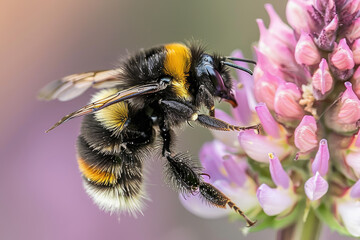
[164, 43, 192, 100]
[78, 157, 117, 185]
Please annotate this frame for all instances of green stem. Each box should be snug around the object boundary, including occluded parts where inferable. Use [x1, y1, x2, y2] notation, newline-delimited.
[277, 209, 322, 240]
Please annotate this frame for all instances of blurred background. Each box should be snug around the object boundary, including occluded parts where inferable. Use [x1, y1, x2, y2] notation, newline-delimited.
[0, 0, 350, 239]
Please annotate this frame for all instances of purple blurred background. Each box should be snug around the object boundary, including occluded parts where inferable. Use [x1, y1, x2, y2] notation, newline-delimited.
[0, 0, 350, 239]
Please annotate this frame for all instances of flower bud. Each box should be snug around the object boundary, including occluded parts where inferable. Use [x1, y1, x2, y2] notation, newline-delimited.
[255, 103, 281, 138]
[254, 70, 285, 110]
[352, 39, 360, 64]
[342, 0, 360, 15]
[295, 32, 321, 65]
[337, 82, 360, 125]
[315, 15, 338, 51]
[274, 82, 304, 120]
[330, 39, 355, 71]
[312, 139, 330, 176]
[304, 171, 329, 201]
[294, 115, 318, 153]
[314, 0, 334, 13]
[312, 58, 333, 95]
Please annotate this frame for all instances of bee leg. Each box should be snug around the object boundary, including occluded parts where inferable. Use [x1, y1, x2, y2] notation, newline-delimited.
[196, 114, 261, 132]
[199, 182, 257, 227]
[196, 85, 215, 117]
[159, 123, 256, 226]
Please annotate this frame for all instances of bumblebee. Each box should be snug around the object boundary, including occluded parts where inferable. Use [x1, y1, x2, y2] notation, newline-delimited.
[38, 42, 259, 226]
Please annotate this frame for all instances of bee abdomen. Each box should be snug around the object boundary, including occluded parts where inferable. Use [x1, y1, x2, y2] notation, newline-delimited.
[76, 135, 146, 215]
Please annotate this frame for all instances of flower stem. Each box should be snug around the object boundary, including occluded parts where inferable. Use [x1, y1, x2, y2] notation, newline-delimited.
[277, 209, 322, 240]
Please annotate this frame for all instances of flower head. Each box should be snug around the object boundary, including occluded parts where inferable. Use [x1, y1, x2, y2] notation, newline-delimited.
[182, 1, 360, 237]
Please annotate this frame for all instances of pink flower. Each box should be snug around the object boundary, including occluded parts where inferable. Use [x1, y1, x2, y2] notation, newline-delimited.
[295, 32, 321, 65]
[352, 39, 360, 64]
[304, 172, 329, 201]
[256, 153, 297, 215]
[312, 58, 333, 97]
[274, 82, 304, 120]
[294, 115, 318, 153]
[330, 39, 355, 71]
[187, 1, 360, 237]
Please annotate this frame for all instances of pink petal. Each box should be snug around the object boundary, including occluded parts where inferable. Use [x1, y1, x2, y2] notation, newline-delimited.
[238, 130, 289, 163]
[312, 59, 333, 95]
[345, 150, 360, 177]
[295, 32, 321, 65]
[255, 103, 281, 138]
[256, 184, 295, 216]
[352, 39, 360, 64]
[312, 139, 330, 176]
[269, 153, 290, 189]
[214, 180, 258, 210]
[337, 82, 360, 124]
[346, 18, 360, 43]
[304, 172, 329, 201]
[231, 49, 257, 114]
[352, 67, 360, 98]
[222, 155, 247, 187]
[254, 71, 285, 110]
[265, 4, 297, 48]
[337, 201, 360, 237]
[210, 110, 239, 148]
[199, 140, 228, 180]
[232, 82, 252, 126]
[274, 82, 304, 120]
[179, 194, 228, 219]
[355, 130, 360, 148]
[256, 19, 296, 69]
[286, 0, 315, 34]
[330, 39, 355, 70]
[350, 179, 360, 199]
[294, 115, 318, 153]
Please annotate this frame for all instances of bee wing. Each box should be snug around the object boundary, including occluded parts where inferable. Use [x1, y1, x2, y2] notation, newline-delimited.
[46, 83, 165, 133]
[37, 69, 122, 101]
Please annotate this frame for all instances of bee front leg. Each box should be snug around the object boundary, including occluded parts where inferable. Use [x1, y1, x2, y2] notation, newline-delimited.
[196, 114, 261, 132]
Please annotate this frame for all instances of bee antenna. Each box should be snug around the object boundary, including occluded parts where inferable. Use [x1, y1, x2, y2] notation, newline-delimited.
[221, 61, 253, 75]
[226, 57, 257, 65]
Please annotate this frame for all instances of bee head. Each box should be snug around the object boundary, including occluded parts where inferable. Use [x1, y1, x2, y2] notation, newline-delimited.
[195, 54, 237, 107]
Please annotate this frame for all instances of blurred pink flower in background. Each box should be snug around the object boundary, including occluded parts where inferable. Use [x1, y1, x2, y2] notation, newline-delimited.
[181, 0, 360, 238]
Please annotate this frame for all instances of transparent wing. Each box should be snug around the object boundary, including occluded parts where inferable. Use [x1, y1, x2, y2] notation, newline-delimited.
[46, 83, 165, 132]
[37, 69, 122, 101]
